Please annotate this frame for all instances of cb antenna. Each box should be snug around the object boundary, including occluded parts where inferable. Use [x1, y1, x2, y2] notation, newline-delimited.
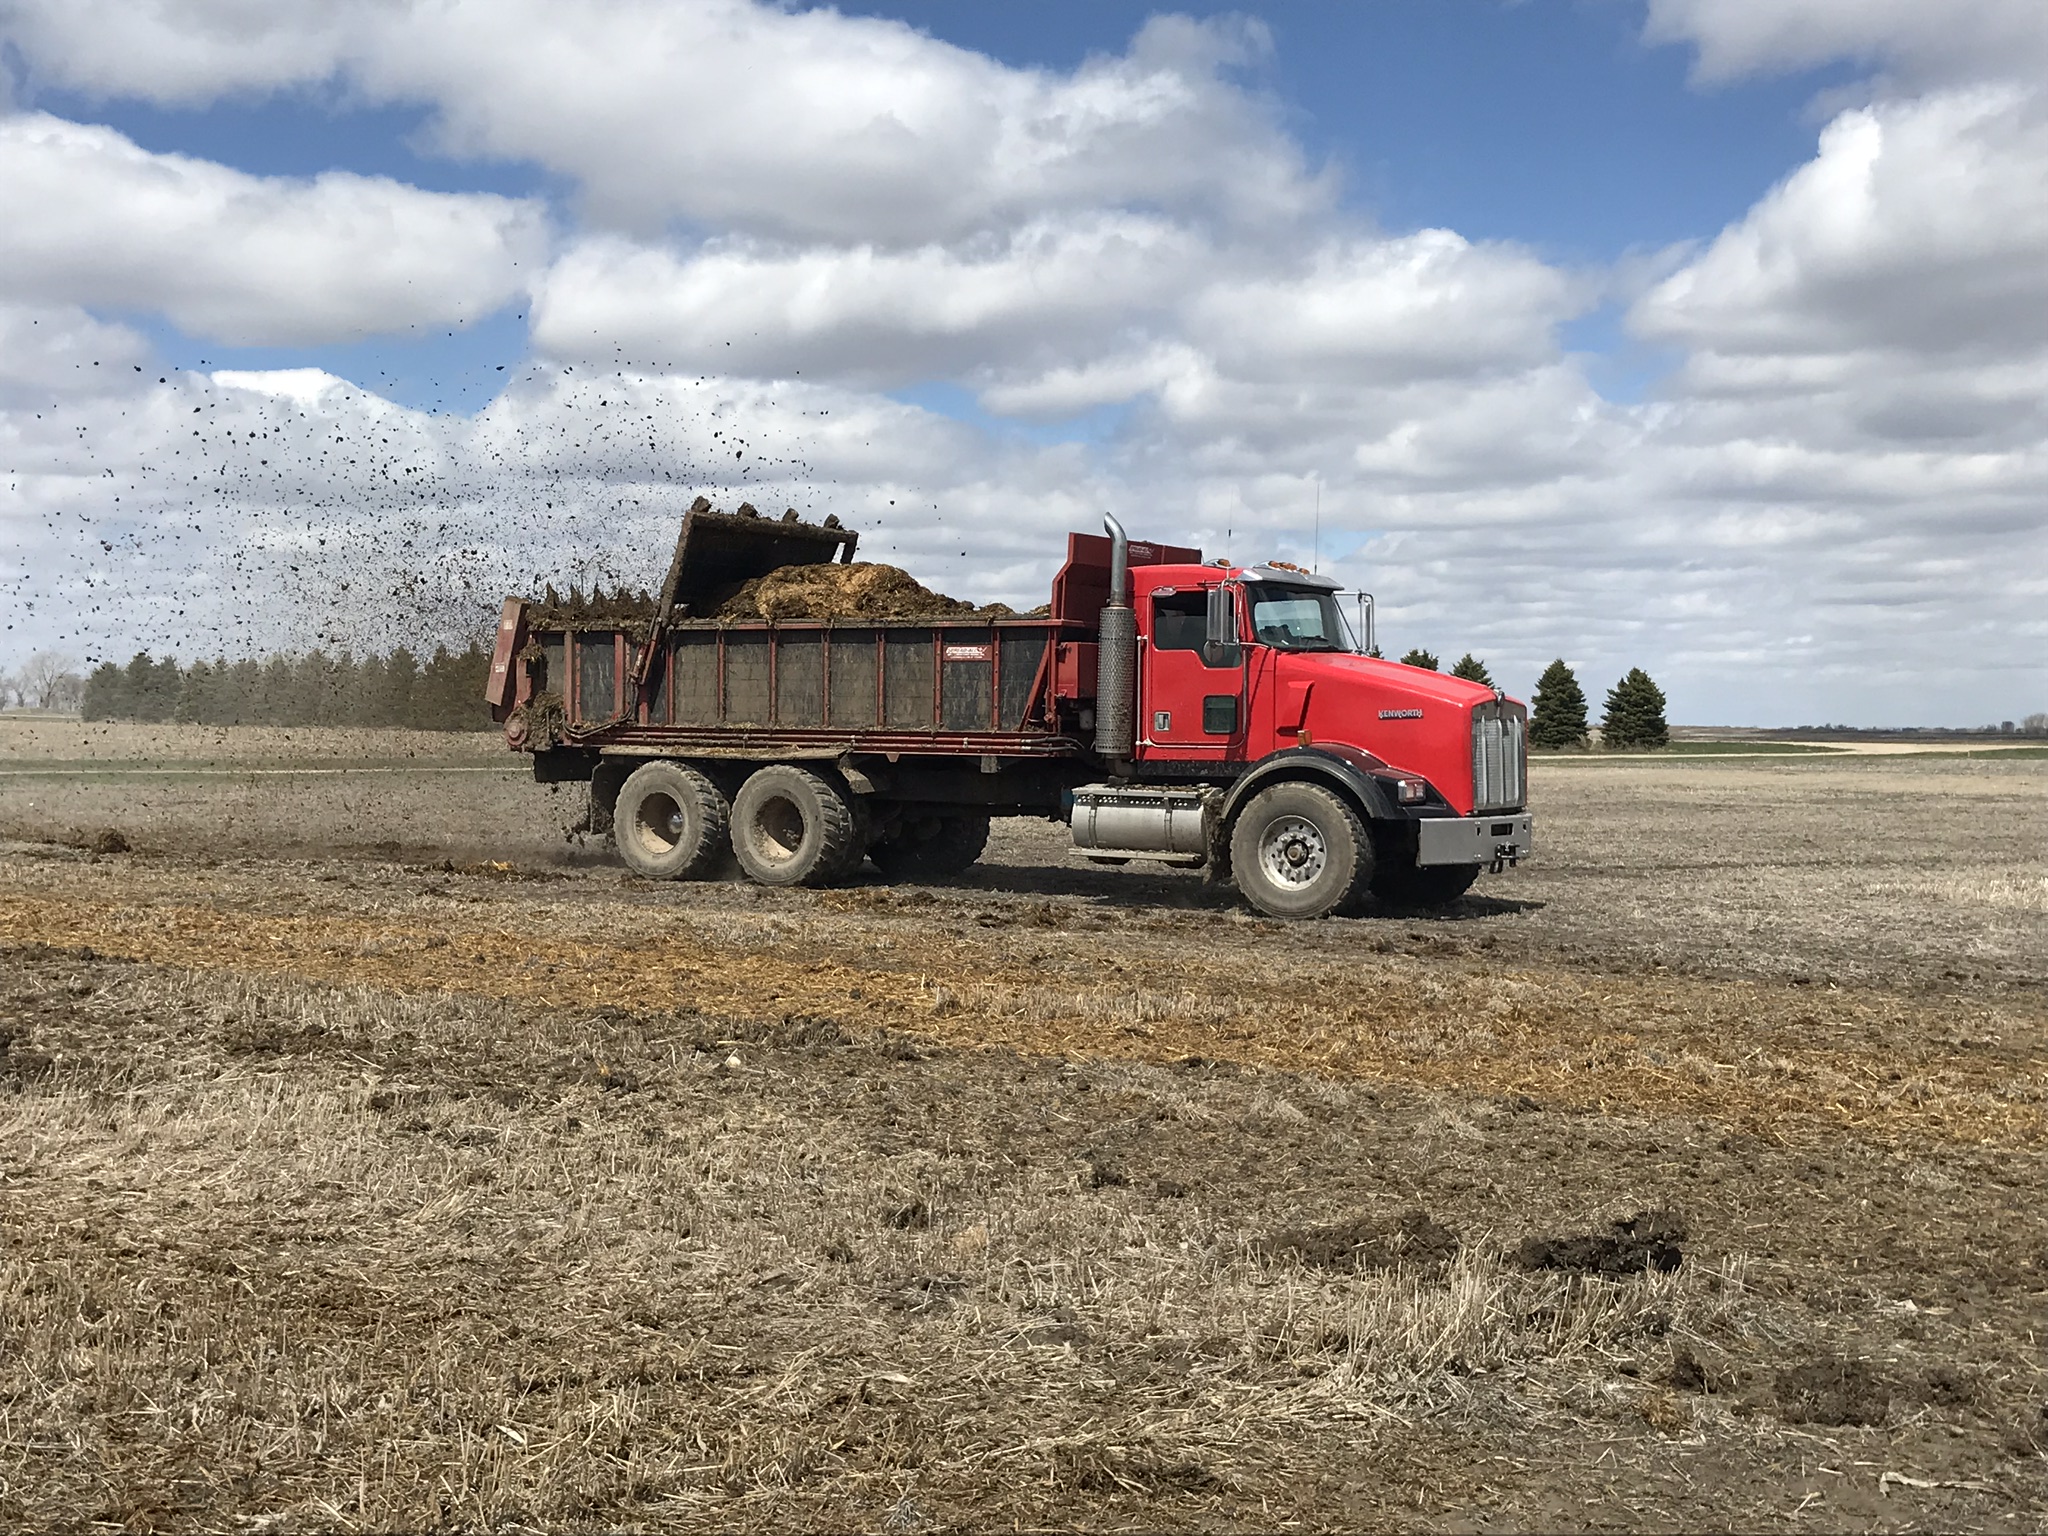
[1312, 476, 1321, 574]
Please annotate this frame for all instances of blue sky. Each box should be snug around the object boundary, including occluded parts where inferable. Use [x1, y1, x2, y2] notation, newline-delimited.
[1, 0, 2044, 724]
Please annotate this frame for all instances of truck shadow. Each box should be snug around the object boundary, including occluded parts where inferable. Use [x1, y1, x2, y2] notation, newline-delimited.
[886, 862, 1546, 921]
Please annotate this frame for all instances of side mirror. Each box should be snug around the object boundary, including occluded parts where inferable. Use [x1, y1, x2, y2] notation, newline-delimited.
[1203, 585, 1242, 669]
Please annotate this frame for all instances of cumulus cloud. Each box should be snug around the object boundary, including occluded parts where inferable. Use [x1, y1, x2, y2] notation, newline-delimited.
[1634, 89, 2048, 367]
[0, 302, 151, 406]
[0, 0, 360, 103]
[530, 216, 1204, 385]
[1643, 0, 2048, 86]
[1, 0, 1320, 244]
[1185, 233, 1585, 384]
[0, 113, 546, 345]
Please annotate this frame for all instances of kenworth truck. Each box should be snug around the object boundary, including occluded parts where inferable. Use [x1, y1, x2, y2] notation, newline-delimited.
[485, 501, 1531, 919]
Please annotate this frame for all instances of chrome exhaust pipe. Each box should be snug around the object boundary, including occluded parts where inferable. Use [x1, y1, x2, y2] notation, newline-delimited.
[1095, 513, 1136, 761]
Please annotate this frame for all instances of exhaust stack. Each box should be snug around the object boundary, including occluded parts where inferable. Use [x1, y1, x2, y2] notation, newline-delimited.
[1094, 513, 1137, 761]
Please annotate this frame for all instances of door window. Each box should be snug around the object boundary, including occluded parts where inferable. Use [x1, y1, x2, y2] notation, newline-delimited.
[1152, 591, 1209, 651]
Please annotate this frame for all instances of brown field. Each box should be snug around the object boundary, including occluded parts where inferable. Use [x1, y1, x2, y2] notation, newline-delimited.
[1, 718, 2043, 1531]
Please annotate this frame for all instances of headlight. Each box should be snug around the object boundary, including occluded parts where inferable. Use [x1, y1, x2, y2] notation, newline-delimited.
[1387, 776, 1427, 803]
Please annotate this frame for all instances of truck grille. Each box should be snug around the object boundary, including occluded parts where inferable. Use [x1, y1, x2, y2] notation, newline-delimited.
[1471, 701, 1527, 811]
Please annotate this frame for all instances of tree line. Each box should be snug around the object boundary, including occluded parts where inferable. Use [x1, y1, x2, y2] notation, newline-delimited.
[79, 645, 495, 731]
[1396, 649, 1669, 750]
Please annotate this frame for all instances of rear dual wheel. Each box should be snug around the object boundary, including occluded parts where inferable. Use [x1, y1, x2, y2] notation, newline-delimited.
[869, 810, 990, 882]
[614, 760, 731, 881]
[730, 765, 863, 887]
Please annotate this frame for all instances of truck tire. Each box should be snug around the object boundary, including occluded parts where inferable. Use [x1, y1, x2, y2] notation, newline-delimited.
[614, 760, 731, 881]
[1229, 781, 1372, 920]
[869, 810, 990, 881]
[1371, 860, 1478, 910]
[731, 765, 862, 887]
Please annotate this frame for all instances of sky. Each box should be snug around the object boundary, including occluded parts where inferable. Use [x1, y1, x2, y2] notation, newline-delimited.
[0, 0, 2044, 726]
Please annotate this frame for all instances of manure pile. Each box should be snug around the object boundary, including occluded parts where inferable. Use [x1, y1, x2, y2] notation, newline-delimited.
[707, 561, 1020, 622]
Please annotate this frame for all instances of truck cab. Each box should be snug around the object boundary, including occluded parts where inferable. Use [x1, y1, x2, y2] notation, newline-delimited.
[1069, 552, 1532, 916]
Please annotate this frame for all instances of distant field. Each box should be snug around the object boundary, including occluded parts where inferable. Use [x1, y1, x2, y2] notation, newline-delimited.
[0, 716, 502, 765]
[1, 722, 2043, 1531]
[1609, 741, 1843, 755]
[1554, 740, 2047, 759]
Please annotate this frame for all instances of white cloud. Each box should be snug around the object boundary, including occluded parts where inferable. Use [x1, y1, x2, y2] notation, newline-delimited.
[1186, 232, 1585, 384]
[0, 112, 546, 344]
[1643, 0, 2048, 86]
[0, 1, 1321, 245]
[0, 302, 151, 406]
[1633, 89, 2048, 367]
[530, 215, 1203, 384]
[0, 0, 360, 103]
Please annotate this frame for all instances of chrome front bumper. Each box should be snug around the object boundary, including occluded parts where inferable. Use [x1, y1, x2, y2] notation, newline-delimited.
[1416, 811, 1533, 870]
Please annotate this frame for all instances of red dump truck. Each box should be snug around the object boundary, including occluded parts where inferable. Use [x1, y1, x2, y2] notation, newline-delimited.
[485, 500, 1530, 918]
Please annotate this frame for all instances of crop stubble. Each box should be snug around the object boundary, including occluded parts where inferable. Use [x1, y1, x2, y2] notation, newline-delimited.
[0, 726, 2044, 1531]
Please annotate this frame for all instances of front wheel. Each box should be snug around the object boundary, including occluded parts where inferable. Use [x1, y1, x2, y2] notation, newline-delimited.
[1370, 860, 1478, 911]
[1228, 782, 1372, 920]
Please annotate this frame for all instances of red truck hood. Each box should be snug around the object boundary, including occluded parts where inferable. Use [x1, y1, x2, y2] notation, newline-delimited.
[1282, 652, 1506, 710]
[1273, 653, 1522, 813]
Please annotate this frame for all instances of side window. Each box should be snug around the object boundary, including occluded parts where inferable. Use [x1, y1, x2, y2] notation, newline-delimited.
[1152, 591, 1208, 652]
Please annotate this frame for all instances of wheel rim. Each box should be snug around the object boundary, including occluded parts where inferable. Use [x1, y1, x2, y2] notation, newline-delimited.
[1258, 813, 1327, 888]
[634, 791, 683, 855]
[754, 794, 806, 865]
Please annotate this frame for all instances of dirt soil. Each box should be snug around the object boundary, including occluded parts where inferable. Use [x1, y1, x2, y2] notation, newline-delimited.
[0, 724, 2044, 1531]
[708, 561, 1020, 621]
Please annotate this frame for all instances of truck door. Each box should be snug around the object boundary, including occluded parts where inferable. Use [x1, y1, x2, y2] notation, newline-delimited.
[1140, 586, 1243, 759]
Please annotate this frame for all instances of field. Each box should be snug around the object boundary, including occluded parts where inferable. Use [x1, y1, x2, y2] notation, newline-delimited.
[2, 718, 2044, 1531]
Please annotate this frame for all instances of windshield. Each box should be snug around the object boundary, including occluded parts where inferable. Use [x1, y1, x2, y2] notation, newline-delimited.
[1247, 583, 1358, 652]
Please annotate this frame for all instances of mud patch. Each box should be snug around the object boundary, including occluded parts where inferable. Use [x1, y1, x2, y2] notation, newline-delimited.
[1667, 1344, 1722, 1394]
[1513, 1207, 1687, 1276]
[1257, 1207, 1460, 1272]
[1774, 1358, 1891, 1426]
[0, 1022, 54, 1082]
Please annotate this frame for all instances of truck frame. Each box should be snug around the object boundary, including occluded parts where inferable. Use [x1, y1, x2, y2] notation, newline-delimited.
[486, 499, 1531, 918]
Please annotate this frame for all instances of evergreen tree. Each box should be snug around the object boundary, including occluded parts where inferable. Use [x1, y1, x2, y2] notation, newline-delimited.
[292, 650, 332, 724]
[1530, 659, 1589, 749]
[385, 646, 419, 728]
[352, 655, 387, 727]
[223, 658, 262, 725]
[1601, 667, 1670, 750]
[331, 655, 364, 729]
[1399, 648, 1440, 671]
[1450, 653, 1493, 686]
[442, 642, 493, 730]
[255, 656, 294, 725]
[81, 660, 128, 721]
[175, 660, 214, 724]
[122, 652, 181, 722]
